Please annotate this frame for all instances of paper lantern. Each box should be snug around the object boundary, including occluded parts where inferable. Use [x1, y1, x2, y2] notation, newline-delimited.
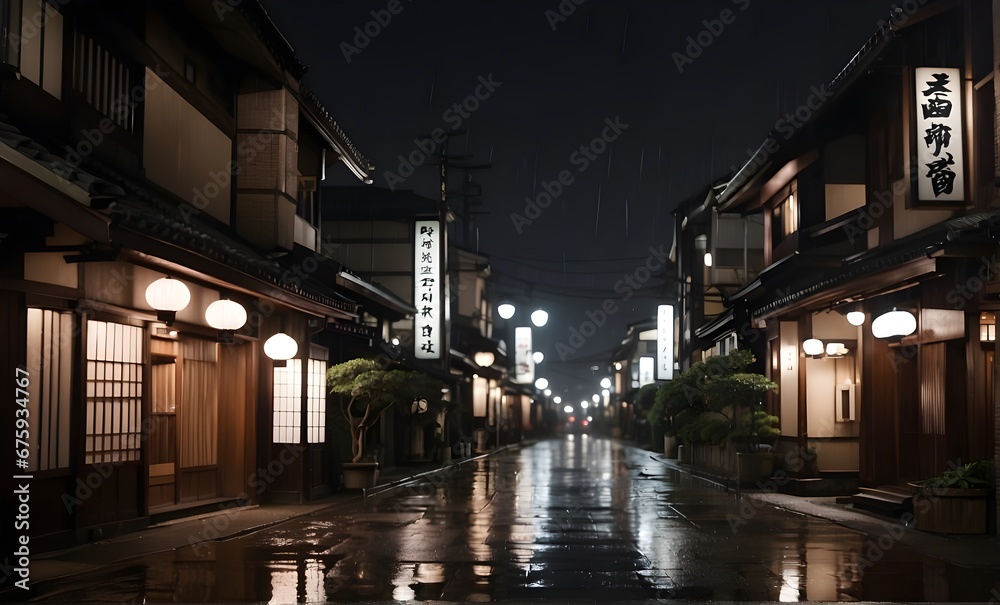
[264, 333, 298, 360]
[205, 299, 247, 331]
[872, 309, 916, 339]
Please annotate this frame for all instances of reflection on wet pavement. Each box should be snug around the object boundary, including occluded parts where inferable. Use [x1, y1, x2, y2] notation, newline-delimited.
[23, 436, 1000, 602]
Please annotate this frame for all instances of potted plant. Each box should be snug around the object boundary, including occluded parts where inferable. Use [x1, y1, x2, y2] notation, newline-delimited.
[327, 358, 440, 489]
[910, 459, 994, 534]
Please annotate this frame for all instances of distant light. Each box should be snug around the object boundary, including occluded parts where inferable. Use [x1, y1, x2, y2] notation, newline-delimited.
[498, 303, 516, 319]
[530, 309, 549, 327]
[533, 351, 544, 363]
[553, 395, 562, 404]
[600, 377, 611, 389]
[391, 337, 400, 346]
[535, 377, 549, 390]
[704, 252, 713, 267]
[581, 400, 589, 409]
[544, 389, 552, 396]
[587, 416, 593, 422]
[474, 351, 495, 367]
[846, 311, 866, 326]
[592, 394, 600, 403]
[563, 405, 573, 413]
[614, 362, 622, 371]
[602, 389, 609, 397]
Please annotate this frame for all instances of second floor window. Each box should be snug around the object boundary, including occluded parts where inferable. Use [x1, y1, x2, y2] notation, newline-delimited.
[2, 0, 63, 98]
[772, 180, 798, 247]
[72, 30, 136, 132]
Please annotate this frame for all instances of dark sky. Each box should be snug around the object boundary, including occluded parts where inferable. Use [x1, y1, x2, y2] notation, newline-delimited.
[263, 0, 897, 402]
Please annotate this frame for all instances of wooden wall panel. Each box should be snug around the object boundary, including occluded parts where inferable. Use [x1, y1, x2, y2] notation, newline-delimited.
[918, 343, 947, 479]
[218, 343, 250, 497]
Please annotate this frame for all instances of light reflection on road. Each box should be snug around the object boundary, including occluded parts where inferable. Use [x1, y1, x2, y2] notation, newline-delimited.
[19, 436, 1000, 603]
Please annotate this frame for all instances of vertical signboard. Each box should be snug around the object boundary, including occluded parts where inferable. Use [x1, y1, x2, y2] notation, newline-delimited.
[656, 304, 674, 381]
[514, 327, 534, 384]
[414, 220, 441, 359]
[914, 67, 964, 203]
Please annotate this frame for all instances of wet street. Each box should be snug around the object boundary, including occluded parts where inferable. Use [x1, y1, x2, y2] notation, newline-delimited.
[22, 437, 1000, 603]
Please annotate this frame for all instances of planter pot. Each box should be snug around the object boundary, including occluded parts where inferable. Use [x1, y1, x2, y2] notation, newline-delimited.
[664, 435, 678, 459]
[737, 452, 775, 486]
[342, 462, 379, 490]
[910, 484, 989, 534]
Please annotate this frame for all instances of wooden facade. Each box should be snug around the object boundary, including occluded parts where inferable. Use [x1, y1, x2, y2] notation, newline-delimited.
[0, 0, 394, 554]
[672, 0, 998, 527]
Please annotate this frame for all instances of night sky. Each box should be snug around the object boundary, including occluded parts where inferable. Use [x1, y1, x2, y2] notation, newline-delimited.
[264, 0, 898, 402]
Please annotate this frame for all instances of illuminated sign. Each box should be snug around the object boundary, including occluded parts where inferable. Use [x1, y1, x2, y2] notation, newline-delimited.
[414, 220, 441, 359]
[656, 304, 674, 380]
[914, 67, 964, 202]
[514, 327, 534, 383]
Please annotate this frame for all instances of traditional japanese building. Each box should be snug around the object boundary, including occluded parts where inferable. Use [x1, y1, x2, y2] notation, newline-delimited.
[674, 0, 998, 528]
[0, 0, 403, 551]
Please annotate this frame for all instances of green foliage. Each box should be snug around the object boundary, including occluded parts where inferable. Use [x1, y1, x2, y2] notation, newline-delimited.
[327, 358, 442, 462]
[652, 350, 778, 452]
[918, 459, 995, 490]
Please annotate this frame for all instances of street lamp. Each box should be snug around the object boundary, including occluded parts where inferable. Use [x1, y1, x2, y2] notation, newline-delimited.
[600, 377, 611, 389]
[535, 377, 549, 390]
[498, 303, 516, 319]
[553, 395, 562, 404]
[530, 309, 549, 327]
[533, 351, 544, 364]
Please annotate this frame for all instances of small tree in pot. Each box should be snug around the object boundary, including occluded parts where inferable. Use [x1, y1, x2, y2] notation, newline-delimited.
[327, 358, 440, 465]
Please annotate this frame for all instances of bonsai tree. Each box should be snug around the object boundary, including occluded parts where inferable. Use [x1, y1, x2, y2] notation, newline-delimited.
[705, 371, 779, 453]
[651, 350, 778, 452]
[327, 358, 441, 463]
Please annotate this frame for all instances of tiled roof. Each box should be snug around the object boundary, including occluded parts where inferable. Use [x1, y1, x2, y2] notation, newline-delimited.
[0, 114, 362, 316]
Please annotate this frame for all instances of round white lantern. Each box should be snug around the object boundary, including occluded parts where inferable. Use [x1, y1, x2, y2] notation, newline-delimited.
[530, 309, 549, 327]
[872, 309, 916, 339]
[145, 277, 190, 312]
[802, 338, 824, 356]
[825, 342, 848, 357]
[497, 304, 516, 320]
[264, 332, 298, 360]
[474, 351, 495, 367]
[534, 377, 549, 390]
[846, 311, 866, 326]
[205, 299, 248, 331]
[532, 351, 544, 364]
